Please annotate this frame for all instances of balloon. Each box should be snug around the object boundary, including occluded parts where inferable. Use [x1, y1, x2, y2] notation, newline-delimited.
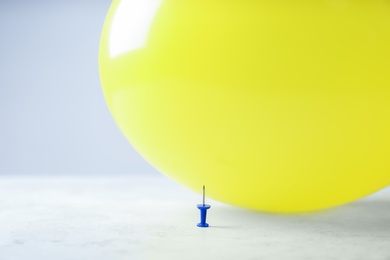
[99, 0, 390, 213]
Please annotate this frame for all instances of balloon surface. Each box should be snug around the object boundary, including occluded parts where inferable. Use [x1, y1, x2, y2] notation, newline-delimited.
[99, 0, 390, 212]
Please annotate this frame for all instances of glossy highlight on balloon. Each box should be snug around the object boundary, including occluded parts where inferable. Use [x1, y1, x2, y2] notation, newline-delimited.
[99, 0, 390, 213]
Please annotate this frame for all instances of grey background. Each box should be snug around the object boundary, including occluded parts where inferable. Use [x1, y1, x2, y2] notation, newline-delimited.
[0, 0, 158, 175]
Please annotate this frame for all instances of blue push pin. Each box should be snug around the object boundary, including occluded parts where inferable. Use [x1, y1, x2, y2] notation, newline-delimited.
[197, 185, 211, 228]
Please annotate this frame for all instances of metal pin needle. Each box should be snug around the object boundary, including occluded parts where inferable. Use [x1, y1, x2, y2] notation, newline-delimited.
[203, 185, 205, 206]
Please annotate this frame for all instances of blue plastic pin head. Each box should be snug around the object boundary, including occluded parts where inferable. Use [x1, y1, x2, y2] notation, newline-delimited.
[197, 185, 210, 228]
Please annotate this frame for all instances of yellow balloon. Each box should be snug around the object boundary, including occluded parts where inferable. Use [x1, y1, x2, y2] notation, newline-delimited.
[99, 0, 390, 213]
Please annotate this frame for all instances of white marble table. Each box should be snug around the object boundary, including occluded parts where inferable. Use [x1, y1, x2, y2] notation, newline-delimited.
[1, 174, 389, 260]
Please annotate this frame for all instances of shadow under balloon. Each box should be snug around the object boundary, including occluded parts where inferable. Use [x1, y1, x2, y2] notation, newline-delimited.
[211, 199, 390, 236]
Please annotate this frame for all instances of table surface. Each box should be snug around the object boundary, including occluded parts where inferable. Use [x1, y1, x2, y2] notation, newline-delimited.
[1, 174, 389, 260]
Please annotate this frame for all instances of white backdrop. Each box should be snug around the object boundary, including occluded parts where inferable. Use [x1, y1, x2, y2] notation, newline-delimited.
[0, 0, 158, 175]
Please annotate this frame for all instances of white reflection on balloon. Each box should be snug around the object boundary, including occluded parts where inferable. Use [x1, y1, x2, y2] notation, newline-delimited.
[109, 0, 162, 58]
